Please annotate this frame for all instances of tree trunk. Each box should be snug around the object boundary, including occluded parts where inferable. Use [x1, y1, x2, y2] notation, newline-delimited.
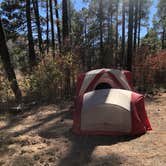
[162, 27, 165, 49]
[107, 17, 110, 42]
[32, 0, 43, 54]
[46, 0, 49, 53]
[0, 18, 22, 102]
[83, 17, 87, 70]
[54, 0, 61, 52]
[115, 0, 119, 66]
[26, 0, 36, 67]
[127, 0, 134, 71]
[110, 8, 113, 66]
[137, 0, 142, 48]
[49, 0, 55, 57]
[99, 0, 104, 67]
[62, 0, 69, 50]
[62, 0, 70, 96]
[133, 0, 138, 51]
[122, 0, 125, 68]
[68, 0, 72, 49]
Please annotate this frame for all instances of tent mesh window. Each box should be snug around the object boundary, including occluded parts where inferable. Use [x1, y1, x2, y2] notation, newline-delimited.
[95, 83, 112, 90]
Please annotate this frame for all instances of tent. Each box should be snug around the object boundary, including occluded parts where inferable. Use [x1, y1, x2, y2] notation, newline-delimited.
[76, 68, 134, 96]
[73, 69, 152, 135]
[73, 89, 152, 135]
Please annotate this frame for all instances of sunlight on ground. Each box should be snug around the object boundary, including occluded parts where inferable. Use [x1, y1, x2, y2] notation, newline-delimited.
[0, 93, 166, 166]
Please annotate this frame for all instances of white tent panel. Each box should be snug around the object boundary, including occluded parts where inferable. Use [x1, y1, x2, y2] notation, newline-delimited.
[81, 89, 132, 132]
[110, 69, 131, 90]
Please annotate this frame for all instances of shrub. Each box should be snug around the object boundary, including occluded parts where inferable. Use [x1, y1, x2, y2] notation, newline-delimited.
[133, 49, 166, 92]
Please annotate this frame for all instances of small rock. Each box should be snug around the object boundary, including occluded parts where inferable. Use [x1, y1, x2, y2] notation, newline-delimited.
[31, 140, 37, 145]
[20, 150, 26, 155]
[0, 161, 5, 165]
[43, 139, 48, 144]
[60, 119, 64, 122]
[48, 157, 54, 162]
[34, 155, 40, 160]
[46, 151, 54, 156]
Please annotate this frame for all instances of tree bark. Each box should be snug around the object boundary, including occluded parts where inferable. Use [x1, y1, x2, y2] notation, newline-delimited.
[62, 0, 70, 96]
[26, 0, 36, 67]
[162, 27, 165, 49]
[49, 0, 55, 57]
[107, 16, 110, 42]
[115, 0, 119, 65]
[54, 0, 61, 52]
[133, 0, 138, 51]
[32, 0, 43, 54]
[46, 0, 49, 53]
[137, 0, 142, 48]
[68, 0, 73, 49]
[99, 0, 104, 67]
[62, 0, 69, 49]
[122, 0, 125, 67]
[0, 18, 22, 102]
[110, 6, 113, 66]
[127, 0, 134, 71]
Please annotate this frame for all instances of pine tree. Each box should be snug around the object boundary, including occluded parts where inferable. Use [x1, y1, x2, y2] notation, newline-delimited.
[62, 0, 69, 50]
[99, 0, 104, 67]
[0, 0, 26, 40]
[49, 0, 55, 57]
[0, 18, 22, 102]
[157, 0, 166, 49]
[54, 0, 61, 52]
[133, 0, 138, 51]
[46, 0, 49, 53]
[26, 0, 36, 67]
[115, 0, 119, 65]
[127, 0, 134, 71]
[32, 0, 43, 54]
[121, 0, 126, 67]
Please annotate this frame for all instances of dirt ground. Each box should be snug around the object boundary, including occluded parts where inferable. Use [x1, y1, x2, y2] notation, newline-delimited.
[0, 93, 166, 166]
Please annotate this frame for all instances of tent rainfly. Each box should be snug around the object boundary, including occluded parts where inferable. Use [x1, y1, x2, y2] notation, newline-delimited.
[76, 68, 134, 96]
[73, 69, 152, 135]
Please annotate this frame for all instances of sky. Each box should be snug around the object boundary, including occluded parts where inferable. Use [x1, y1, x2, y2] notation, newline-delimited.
[142, 0, 158, 36]
[0, 0, 159, 38]
[149, 0, 158, 25]
[73, 0, 158, 37]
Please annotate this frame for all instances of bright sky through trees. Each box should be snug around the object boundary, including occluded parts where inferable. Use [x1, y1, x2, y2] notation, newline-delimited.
[0, 0, 158, 37]
[74, 0, 158, 37]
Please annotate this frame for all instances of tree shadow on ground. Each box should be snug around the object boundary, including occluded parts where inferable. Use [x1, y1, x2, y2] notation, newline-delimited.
[57, 134, 140, 166]
[39, 111, 143, 166]
[1, 104, 144, 165]
[0, 101, 72, 133]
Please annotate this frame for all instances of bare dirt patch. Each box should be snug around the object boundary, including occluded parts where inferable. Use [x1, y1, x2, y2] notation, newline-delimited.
[0, 93, 166, 166]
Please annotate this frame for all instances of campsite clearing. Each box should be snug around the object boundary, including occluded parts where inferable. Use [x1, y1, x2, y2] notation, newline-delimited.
[0, 93, 166, 166]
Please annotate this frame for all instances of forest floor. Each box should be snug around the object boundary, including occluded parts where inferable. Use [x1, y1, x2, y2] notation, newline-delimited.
[0, 93, 166, 166]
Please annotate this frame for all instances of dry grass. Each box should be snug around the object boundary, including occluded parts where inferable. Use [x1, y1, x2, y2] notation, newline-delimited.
[0, 93, 166, 166]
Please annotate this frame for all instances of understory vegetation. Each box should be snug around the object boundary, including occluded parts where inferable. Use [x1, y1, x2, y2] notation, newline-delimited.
[0, 0, 166, 107]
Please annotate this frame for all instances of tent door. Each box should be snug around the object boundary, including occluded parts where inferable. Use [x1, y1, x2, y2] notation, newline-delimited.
[95, 82, 112, 90]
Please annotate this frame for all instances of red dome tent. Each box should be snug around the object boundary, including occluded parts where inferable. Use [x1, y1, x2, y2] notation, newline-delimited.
[76, 68, 134, 96]
[73, 69, 152, 136]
